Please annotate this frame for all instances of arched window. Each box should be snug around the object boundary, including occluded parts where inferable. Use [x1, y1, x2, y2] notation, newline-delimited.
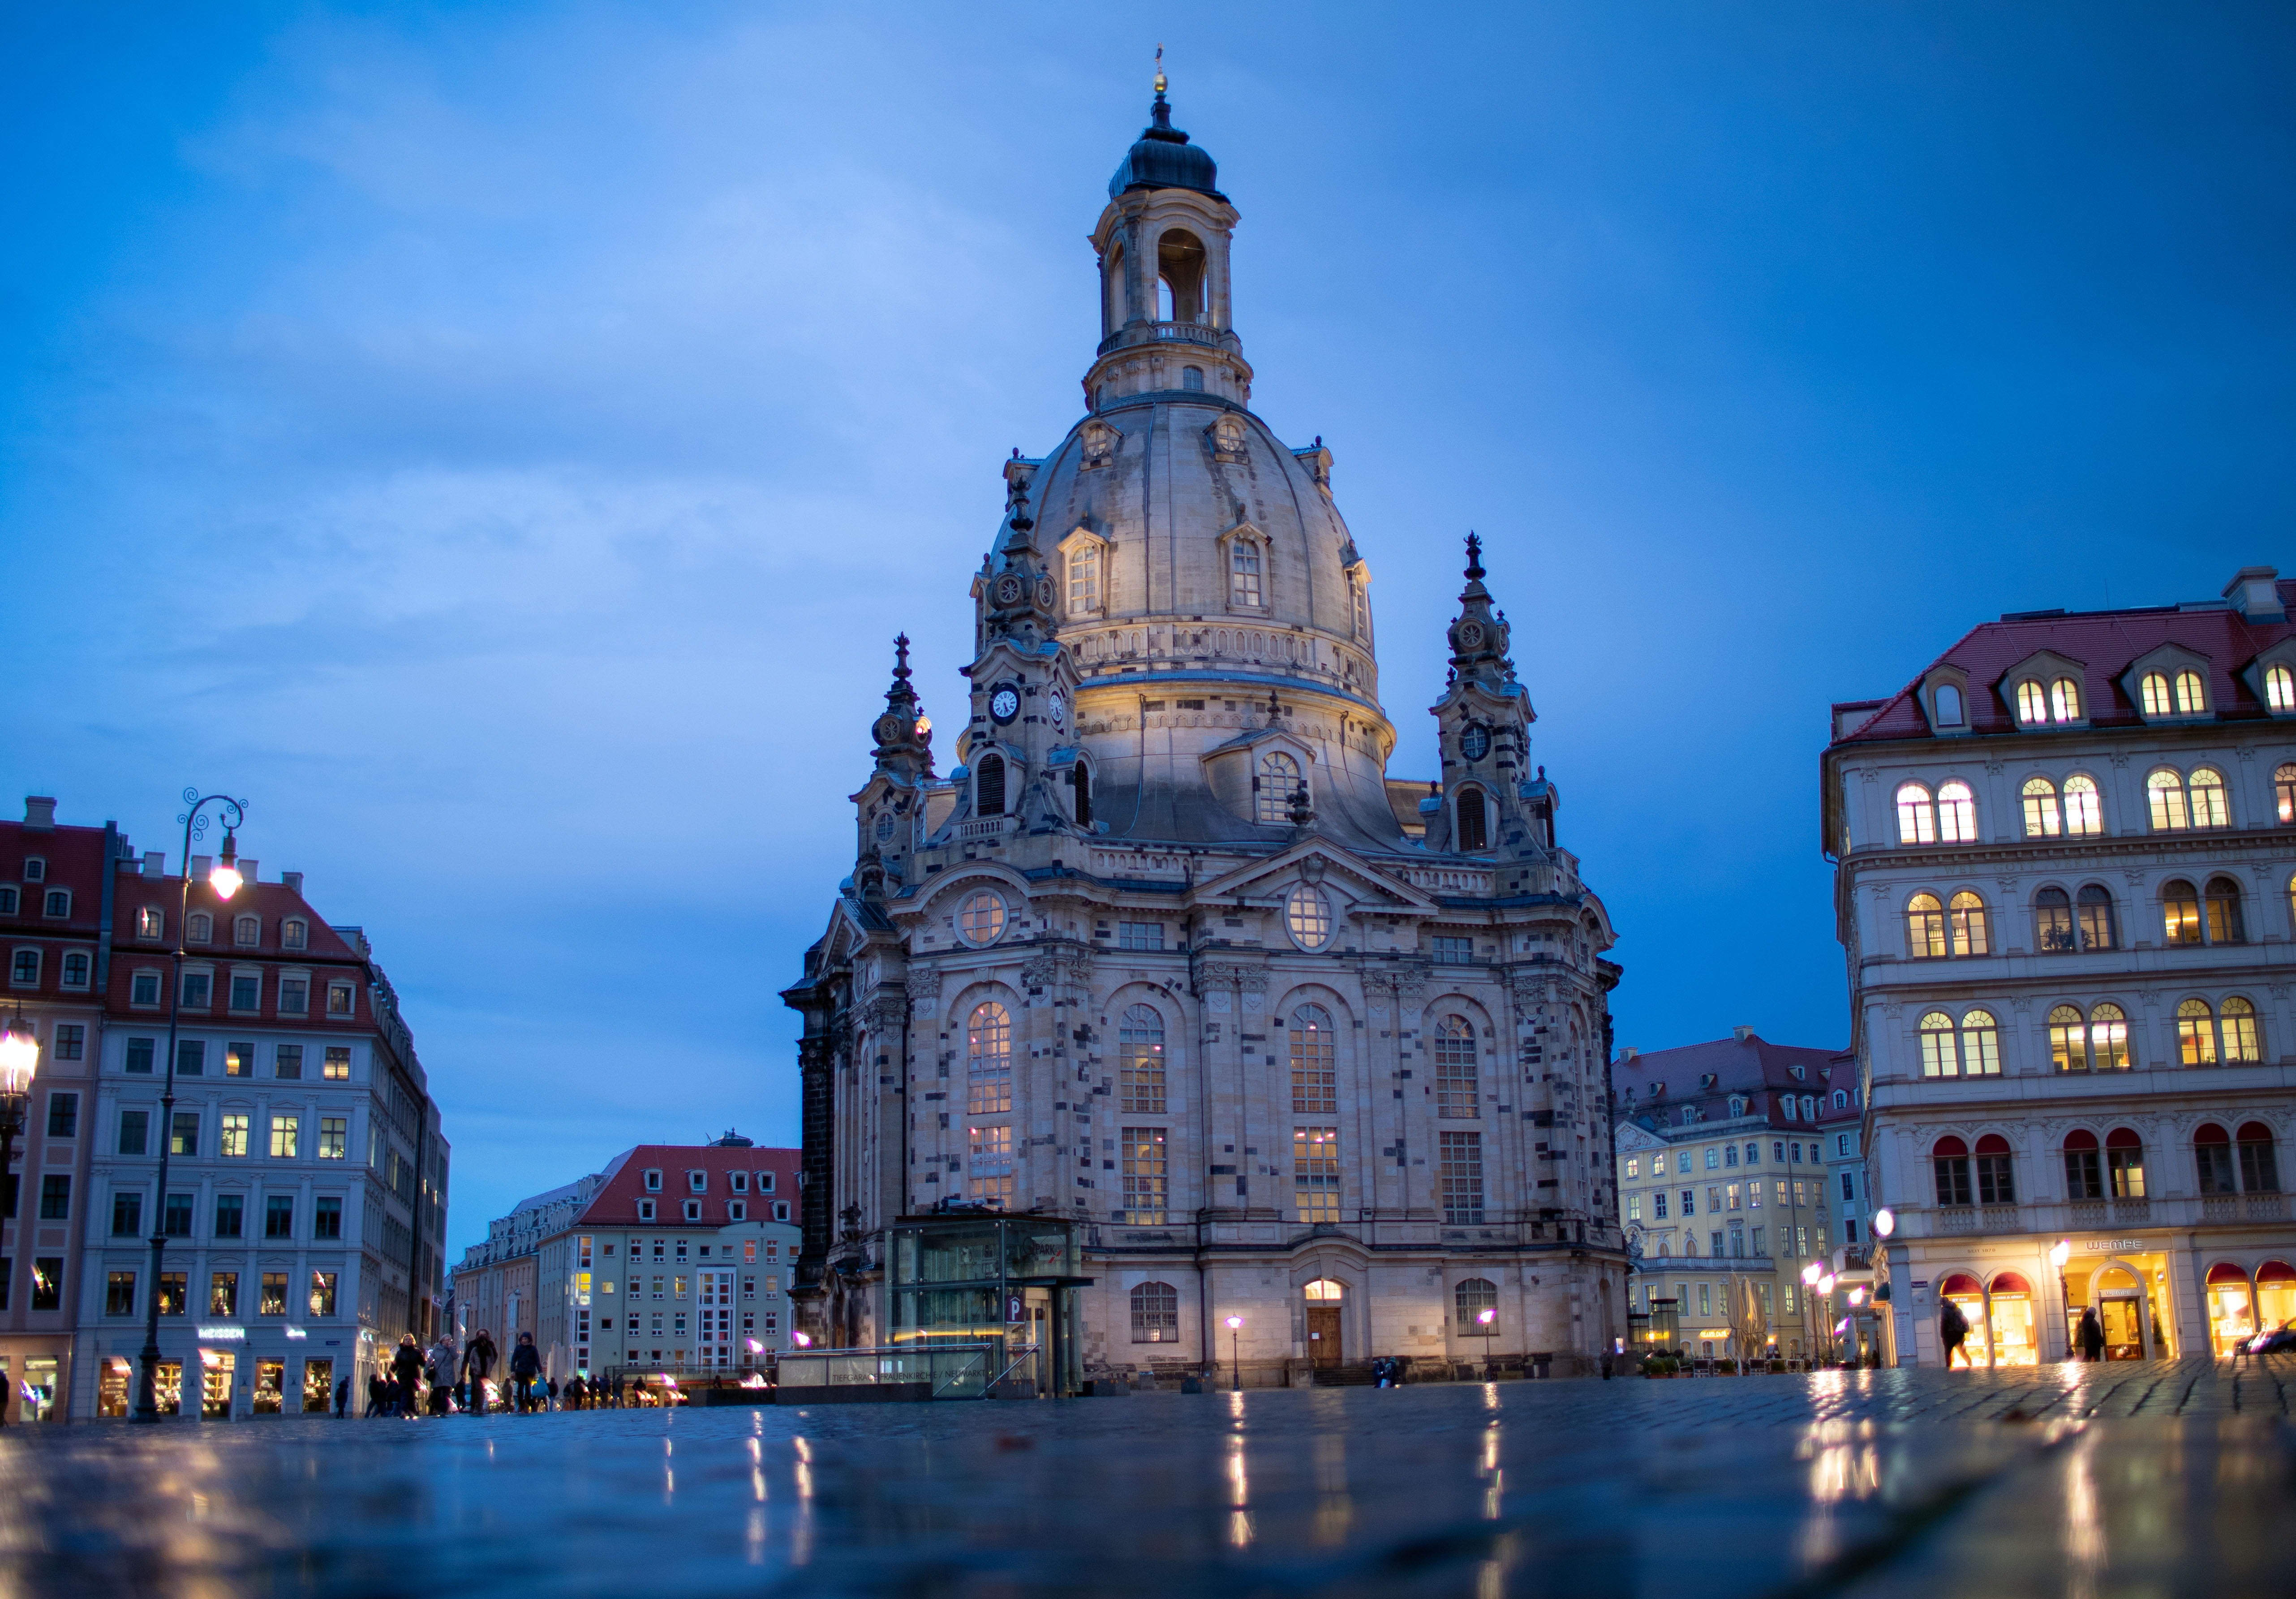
[1832, 1088, 1848, 1109]
[2269, 665, 2296, 713]
[1937, 780, 1977, 842]
[187, 913, 211, 944]
[2047, 1005, 2089, 1072]
[1932, 1136, 1972, 1207]
[2277, 763, 2296, 824]
[1290, 1004, 1336, 1115]
[2174, 669, 2206, 715]
[2222, 997, 2262, 1063]
[1455, 787, 1488, 852]
[2190, 769, 2229, 829]
[1455, 1277, 1499, 1336]
[1071, 763, 1093, 827]
[967, 1001, 1013, 1115]
[2035, 887, 2075, 953]
[1906, 893, 1946, 957]
[2139, 672, 2173, 717]
[2090, 1003, 2132, 1070]
[1351, 578, 1370, 642]
[1974, 1134, 2015, 1203]
[1285, 884, 1333, 951]
[2021, 777, 2060, 837]
[1067, 543, 1100, 612]
[2064, 774, 2103, 835]
[2205, 876, 2245, 944]
[1960, 1009, 2001, 1076]
[2147, 770, 2188, 830]
[2194, 1123, 2236, 1195]
[1432, 1014, 1479, 1118]
[1895, 783, 1935, 845]
[2105, 1127, 2146, 1198]
[1158, 228, 1206, 322]
[2176, 999, 2218, 1066]
[1917, 1011, 1957, 1077]
[233, 915, 259, 947]
[1933, 683, 1964, 726]
[1230, 538, 1263, 608]
[958, 892, 1006, 946]
[2237, 1122, 2282, 1194]
[2051, 677, 2081, 721]
[1256, 752, 1301, 824]
[1131, 1281, 1179, 1342]
[281, 918, 307, 950]
[976, 753, 1007, 818]
[2063, 1129, 2103, 1199]
[2077, 884, 2118, 951]
[2016, 681, 2047, 723]
[1949, 891, 1989, 956]
[1179, 365, 1204, 391]
[2162, 879, 2202, 946]
[1119, 1004, 1166, 1115]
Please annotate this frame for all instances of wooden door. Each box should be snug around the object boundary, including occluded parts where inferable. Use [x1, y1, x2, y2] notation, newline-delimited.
[1307, 1305, 1342, 1366]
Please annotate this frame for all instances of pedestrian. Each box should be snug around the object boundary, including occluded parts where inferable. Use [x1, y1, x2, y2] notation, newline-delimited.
[2077, 1307, 2105, 1363]
[334, 1376, 350, 1418]
[1938, 1297, 1970, 1369]
[509, 1332, 542, 1413]
[546, 1376, 560, 1411]
[365, 1372, 387, 1418]
[392, 1335, 426, 1418]
[463, 1328, 499, 1415]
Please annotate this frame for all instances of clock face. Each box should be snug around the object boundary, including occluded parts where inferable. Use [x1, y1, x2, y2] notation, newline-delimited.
[1049, 690, 1067, 729]
[1461, 725, 1491, 761]
[990, 687, 1020, 723]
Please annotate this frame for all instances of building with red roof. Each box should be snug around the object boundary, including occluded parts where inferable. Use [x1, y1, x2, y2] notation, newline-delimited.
[1823, 565, 2296, 1367]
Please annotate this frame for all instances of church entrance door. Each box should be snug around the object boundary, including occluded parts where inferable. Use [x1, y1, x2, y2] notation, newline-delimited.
[1307, 1306, 1342, 1366]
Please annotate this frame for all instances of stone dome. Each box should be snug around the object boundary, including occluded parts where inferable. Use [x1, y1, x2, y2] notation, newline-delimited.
[1108, 95, 1223, 201]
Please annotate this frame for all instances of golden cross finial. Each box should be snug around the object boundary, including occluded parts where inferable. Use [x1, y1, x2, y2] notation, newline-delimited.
[1153, 43, 1166, 97]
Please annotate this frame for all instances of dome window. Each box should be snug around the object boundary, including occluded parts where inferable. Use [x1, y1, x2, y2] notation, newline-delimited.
[1285, 884, 1333, 951]
[1210, 415, 1247, 463]
[976, 754, 1007, 818]
[1180, 366, 1204, 391]
[1255, 752, 1302, 824]
[957, 893, 1008, 947]
[1455, 786, 1489, 852]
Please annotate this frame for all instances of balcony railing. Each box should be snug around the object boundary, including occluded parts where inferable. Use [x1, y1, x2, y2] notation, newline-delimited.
[1095, 320, 1243, 358]
[2201, 1193, 2290, 1224]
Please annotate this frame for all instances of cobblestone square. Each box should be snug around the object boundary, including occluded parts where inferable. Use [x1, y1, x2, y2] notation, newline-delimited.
[1, 1362, 2288, 1596]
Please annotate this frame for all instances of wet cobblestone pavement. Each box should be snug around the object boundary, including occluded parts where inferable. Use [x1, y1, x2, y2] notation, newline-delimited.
[1, 1360, 2290, 1597]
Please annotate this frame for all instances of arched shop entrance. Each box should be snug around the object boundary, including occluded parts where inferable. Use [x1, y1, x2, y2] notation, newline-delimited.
[1938, 1273, 1988, 1367]
[1986, 1271, 2038, 1366]
[2206, 1264, 2257, 1356]
[2091, 1263, 2161, 1360]
[2255, 1261, 2295, 1341]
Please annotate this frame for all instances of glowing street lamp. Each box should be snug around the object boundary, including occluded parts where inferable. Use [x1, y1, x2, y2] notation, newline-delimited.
[134, 790, 249, 1425]
[1225, 1315, 1243, 1391]
[0, 1006, 38, 1424]
[1477, 1308, 1496, 1327]
[791, 1331, 813, 1349]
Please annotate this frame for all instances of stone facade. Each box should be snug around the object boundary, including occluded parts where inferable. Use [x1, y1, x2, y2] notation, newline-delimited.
[783, 86, 1629, 1381]
[1826, 567, 2296, 1365]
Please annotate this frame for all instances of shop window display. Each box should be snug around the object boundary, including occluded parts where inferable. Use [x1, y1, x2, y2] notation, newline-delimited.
[1937, 1272, 1988, 1367]
[301, 1358, 335, 1414]
[1986, 1271, 2038, 1366]
[2256, 1261, 2295, 1337]
[2206, 1263, 2256, 1357]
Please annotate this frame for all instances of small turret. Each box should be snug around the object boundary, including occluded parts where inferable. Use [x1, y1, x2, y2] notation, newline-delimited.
[1427, 534, 1544, 868]
[853, 636, 933, 903]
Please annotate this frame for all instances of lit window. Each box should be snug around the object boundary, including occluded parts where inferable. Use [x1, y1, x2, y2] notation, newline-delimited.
[1937, 781, 1977, 842]
[966, 1002, 1012, 1116]
[1256, 752, 1302, 824]
[2147, 770, 2189, 830]
[135, 906, 163, 940]
[1958, 1009, 2001, 1075]
[2020, 778, 2060, 837]
[2016, 681, 2047, 723]
[1118, 1004, 1165, 1115]
[2140, 672, 2173, 716]
[1290, 1004, 1336, 1115]
[1905, 893, 1946, 958]
[2222, 998, 2262, 1063]
[1119, 1128, 1166, 1224]
[318, 1117, 346, 1159]
[2162, 879, 2202, 946]
[1895, 783, 1935, 845]
[2177, 998, 2218, 1066]
[2090, 1004, 2132, 1070]
[1230, 539, 1263, 608]
[2105, 1129, 2145, 1198]
[1067, 543, 1099, 613]
[1293, 1126, 1340, 1223]
[957, 892, 1006, 946]
[2064, 774, 2103, 835]
[1433, 1015, 1479, 1118]
[2173, 669, 2205, 715]
[1948, 891, 1989, 956]
[2268, 664, 2296, 713]
[1285, 884, 1333, 950]
[269, 1116, 298, 1159]
[219, 1114, 249, 1158]
[967, 1124, 1014, 1209]
[2050, 677, 2081, 722]
[2035, 887, 2073, 952]
[323, 1047, 350, 1080]
[2048, 1005, 2087, 1071]
[1131, 1280, 1179, 1342]
[1917, 1011, 1957, 1077]
[327, 982, 354, 1017]
[2189, 769, 2229, 828]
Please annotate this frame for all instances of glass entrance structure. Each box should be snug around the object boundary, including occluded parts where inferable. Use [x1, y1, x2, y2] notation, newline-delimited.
[881, 1215, 1088, 1398]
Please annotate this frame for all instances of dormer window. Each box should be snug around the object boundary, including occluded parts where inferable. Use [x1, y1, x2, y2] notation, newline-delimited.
[136, 906, 163, 940]
[688, 1171, 708, 1194]
[2137, 668, 2206, 716]
[730, 1172, 748, 1193]
[1210, 415, 1246, 462]
[643, 1169, 663, 1192]
[2268, 664, 2296, 712]
[1230, 539, 1262, 608]
[683, 1199, 703, 1222]
[1932, 683, 1963, 727]
[1255, 752, 1303, 823]
[282, 918, 307, 950]
[234, 915, 260, 947]
[1066, 541, 1100, 613]
[187, 913, 211, 944]
[2014, 677, 2080, 724]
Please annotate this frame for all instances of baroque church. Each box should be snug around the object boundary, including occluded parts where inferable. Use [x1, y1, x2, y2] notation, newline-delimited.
[783, 77, 1628, 1383]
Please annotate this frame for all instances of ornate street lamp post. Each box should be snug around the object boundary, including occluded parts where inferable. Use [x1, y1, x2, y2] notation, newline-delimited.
[1225, 1315, 1242, 1392]
[0, 1009, 39, 1425]
[132, 791, 247, 1424]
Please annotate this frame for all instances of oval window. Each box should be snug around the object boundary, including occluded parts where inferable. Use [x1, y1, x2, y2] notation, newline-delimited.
[1286, 884, 1333, 950]
[957, 892, 1007, 946]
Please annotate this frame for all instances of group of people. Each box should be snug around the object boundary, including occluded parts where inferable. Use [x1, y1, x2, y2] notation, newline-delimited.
[346, 1328, 585, 1416]
[1938, 1299, 2111, 1366]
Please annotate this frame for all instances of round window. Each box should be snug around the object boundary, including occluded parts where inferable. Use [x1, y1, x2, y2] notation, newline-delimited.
[957, 892, 1008, 946]
[874, 814, 894, 841]
[1286, 884, 1333, 950]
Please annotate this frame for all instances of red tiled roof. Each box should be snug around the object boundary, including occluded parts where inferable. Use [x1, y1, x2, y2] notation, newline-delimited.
[575, 1143, 801, 1228]
[1832, 581, 2296, 745]
[1612, 1033, 1857, 1129]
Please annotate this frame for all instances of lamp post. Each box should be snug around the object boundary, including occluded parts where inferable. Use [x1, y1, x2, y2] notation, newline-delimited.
[1801, 1260, 1824, 1366]
[1225, 1314, 1242, 1392]
[132, 791, 248, 1424]
[2050, 1237, 2072, 1361]
[0, 1008, 39, 1425]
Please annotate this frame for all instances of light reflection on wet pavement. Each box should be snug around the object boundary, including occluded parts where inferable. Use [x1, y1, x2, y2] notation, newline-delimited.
[0, 1363, 2288, 1596]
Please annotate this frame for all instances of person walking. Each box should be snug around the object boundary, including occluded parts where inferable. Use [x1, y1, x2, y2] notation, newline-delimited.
[546, 1377, 560, 1412]
[1939, 1297, 1971, 1369]
[509, 1332, 542, 1414]
[2077, 1306, 2105, 1363]
[463, 1328, 499, 1415]
[334, 1377, 350, 1418]
[391, 1335, 426, 1418]
[365, 1371, 387, 1418]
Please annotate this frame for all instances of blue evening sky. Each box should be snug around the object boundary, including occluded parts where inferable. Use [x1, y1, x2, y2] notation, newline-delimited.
[4, 4, 2289, 1251]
